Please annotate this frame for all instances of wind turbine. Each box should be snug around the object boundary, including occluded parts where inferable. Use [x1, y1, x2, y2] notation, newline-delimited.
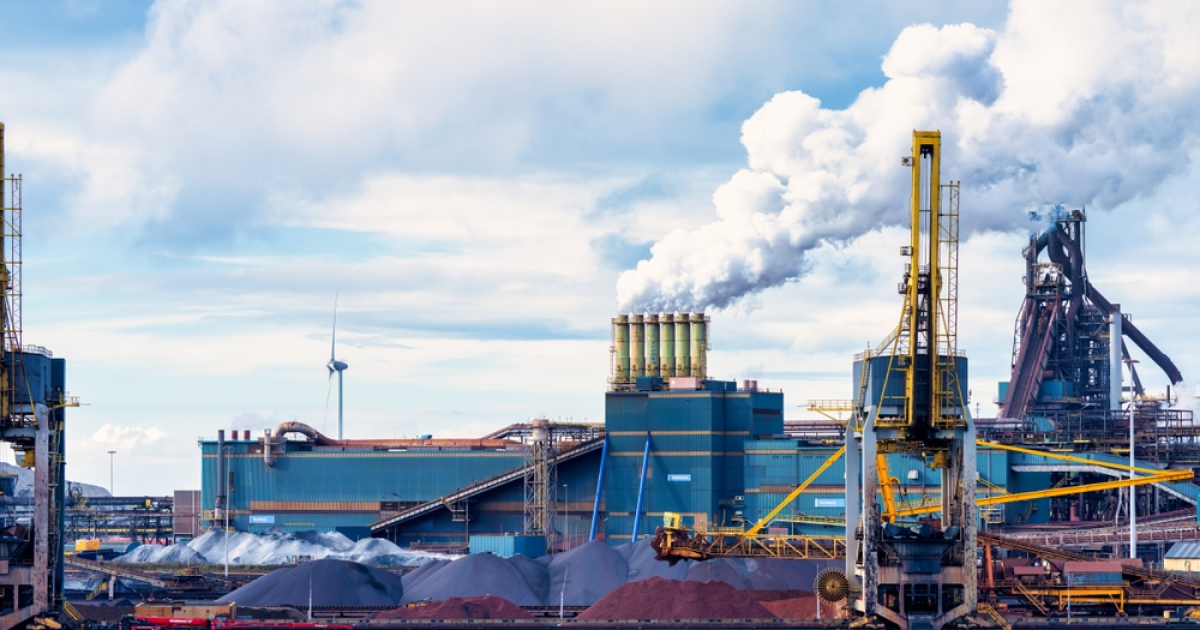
[326, 295, 349, 440]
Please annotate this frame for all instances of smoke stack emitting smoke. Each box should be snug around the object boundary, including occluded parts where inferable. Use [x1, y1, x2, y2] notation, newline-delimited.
[617, 2, 1200, 313]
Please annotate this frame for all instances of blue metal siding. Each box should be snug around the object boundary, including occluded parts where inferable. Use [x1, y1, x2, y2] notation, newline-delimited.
[7, 350, 56, 406]
[1066, 571, 1122, 586]
[201, 439, 603, 541]
[854, 356, 969, 412]
[201, 443, 526, 517]
[603, 387, 782, 542]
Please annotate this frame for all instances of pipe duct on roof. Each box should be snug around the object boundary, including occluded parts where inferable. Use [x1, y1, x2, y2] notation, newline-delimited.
[270, 420, 520, 450]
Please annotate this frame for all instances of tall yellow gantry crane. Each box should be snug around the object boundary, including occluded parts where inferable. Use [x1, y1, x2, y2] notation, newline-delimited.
[845, 131, 976, 630]
[649, 131, 1193, 617]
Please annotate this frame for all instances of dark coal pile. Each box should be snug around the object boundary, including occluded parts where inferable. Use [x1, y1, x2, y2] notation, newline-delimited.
[378, 596, 533, 620]
[685, 557, 752, 588]
[217, 558, 403, 607]
[623, 539, 688, 582]
[577, 577, 776, 620]
[545, 540, 628, 606]
[401, 558, 450, 591]
[393, 540, 836, 607]
[738, 557, 831, 590]
[508, 554, 551, 602]
[400, 552, 541, 606]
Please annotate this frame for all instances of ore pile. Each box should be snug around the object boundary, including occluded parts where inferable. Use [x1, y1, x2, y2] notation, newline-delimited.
[747, 589, 819, 618]
[116, 543, 207, 564]
[578, 577, 776, 620]
[217, 559, 404, 607]
[377, 596, 534, 620]
[117, 528, 450, 567]
[399, 539, 836, 607]
[401, 552, 542, 606]
[545, 540, 628, 606]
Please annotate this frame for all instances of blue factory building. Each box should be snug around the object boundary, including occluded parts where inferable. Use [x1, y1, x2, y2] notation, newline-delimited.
[198, 374, 1200, 550]
[199, 425, 604, 547]
[603, 379, 783, 542]
[200, 434, 524, 534]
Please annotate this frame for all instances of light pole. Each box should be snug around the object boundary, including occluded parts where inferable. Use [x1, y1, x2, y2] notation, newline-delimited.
[223, 445, 232, 578]
[1126, 358, 1139, 560]
[559, 562, 569, 618]
[1066, 565, 1072, 620]
[563, 483, 569, 551]
[107, 451, 116, 495]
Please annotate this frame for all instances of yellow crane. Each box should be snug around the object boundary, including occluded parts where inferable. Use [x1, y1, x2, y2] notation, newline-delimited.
[652, 438, 1190, 561]
[654, 133, 1192, 583]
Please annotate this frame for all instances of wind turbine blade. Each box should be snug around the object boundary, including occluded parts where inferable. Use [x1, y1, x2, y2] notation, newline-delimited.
[330, 291, 339, 362]
[323, 372, 334, 431]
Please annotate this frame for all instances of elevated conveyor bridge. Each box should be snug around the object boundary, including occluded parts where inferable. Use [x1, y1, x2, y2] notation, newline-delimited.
[370, 437, 604, 534]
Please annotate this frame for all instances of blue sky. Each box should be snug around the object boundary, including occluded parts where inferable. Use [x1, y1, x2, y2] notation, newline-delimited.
[3, 1, 1199, 495]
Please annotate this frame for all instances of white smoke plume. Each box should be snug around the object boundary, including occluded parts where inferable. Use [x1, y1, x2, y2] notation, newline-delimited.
[617, 1, 1200, 313]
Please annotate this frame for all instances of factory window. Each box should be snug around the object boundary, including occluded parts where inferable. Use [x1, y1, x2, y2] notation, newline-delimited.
[942, 585, 964, 611]
[879, 585, 900, 613]
[904, 583, 937, 614]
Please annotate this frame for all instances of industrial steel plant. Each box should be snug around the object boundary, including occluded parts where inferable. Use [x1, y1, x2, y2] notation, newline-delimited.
[7, 126, 1200, 629]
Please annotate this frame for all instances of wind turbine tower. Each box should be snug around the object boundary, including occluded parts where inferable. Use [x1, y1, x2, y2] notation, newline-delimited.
[328, 298, 349, 440]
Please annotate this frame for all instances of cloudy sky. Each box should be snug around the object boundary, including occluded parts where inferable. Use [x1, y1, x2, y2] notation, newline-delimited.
[2, 0, 1199, 495]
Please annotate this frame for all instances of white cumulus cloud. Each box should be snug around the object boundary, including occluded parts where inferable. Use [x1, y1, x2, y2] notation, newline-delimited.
[91, 423, 168, 449]
[616, 0, 1200, 312]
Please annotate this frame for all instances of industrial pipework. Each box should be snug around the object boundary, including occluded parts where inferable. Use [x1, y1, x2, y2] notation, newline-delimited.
[267, 421, 520, 450]
[610, 312, 708, 388]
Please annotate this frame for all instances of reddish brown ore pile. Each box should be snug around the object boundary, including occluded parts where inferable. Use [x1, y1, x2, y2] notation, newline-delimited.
[376, 596, 534, 620]
[747, 590, 819, 618]
[577, 577, 777, 620]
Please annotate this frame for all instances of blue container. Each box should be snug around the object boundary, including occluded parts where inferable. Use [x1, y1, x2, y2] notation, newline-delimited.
[469, 534, 546, 558]
[1038, 380, 1073, 401]
[636, 377, 664, 391]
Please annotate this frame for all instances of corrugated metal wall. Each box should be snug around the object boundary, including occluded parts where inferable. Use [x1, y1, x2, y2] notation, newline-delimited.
[200, 438, 605, 541]
[201, 444, 526, 509]
[603, 385, 784, 542]
[195, 384, 1058, 544]
[853, 356, 970, 412]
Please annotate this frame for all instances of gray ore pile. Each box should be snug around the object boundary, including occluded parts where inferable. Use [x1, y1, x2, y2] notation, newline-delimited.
[215, 540, 834, 609]
[217, 559, 405, 607]
[400, 540, 834, 607]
